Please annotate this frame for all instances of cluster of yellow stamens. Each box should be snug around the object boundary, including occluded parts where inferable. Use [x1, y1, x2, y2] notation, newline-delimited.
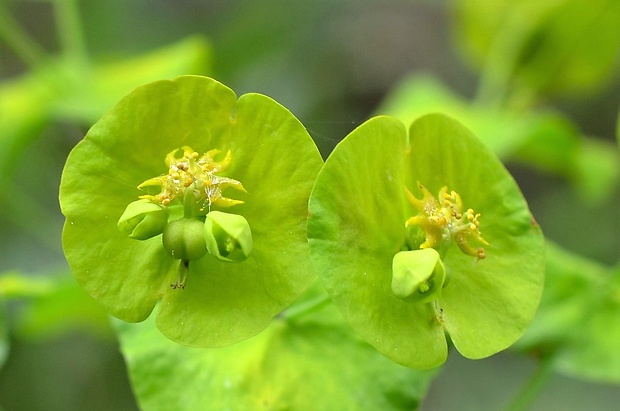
[405, 183, 488, 260]
[138, 146, 245, 213]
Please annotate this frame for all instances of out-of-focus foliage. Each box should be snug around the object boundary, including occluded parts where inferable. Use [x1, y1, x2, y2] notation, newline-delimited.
[0, 301, 7, 369]
[517, 243, 620, 383]
[115, 282, 437, 411]
[453, 0, 620, 99]
[0, 272, 111, 339]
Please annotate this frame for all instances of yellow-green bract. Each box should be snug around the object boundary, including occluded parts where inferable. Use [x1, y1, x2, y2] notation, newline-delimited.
[307, 113, 545, 369]
[59, 75, 323, 347]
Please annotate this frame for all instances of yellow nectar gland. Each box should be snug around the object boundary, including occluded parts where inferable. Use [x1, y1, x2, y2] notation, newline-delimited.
[138, 146, 245, 213]
[405, 183, 488, 260]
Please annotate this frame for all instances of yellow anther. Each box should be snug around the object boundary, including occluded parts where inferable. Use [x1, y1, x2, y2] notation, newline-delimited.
[136, 146, 245, 212]
[405, 182, 488, 261]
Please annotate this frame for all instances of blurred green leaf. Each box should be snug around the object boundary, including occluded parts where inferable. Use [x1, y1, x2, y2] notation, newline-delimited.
[0, 69, 55, 174]
[0, 271, 112, 339]
[53, 35, 212, 123]
[0, 300, 8, 370]
[517, 243, 620, 383]
[14, 276, 113, 340]
[571, 137, 620, 203]
[0, 272, 58, 298]
[453, 0, 620, 98]
[115, 282, 438, 411]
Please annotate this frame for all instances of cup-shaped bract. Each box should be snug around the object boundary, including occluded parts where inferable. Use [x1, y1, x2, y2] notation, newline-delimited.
[204, 211, 253, 262]
[59, 76, 323, 347]
[392, 248, 446, 304]
[118, 199, 168, 240]
[307, 113, 545, 369]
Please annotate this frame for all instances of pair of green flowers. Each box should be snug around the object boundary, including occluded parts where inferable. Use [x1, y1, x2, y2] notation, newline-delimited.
[59, 76, 544, 369]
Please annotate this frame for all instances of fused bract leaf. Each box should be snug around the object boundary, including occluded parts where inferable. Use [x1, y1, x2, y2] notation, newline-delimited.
[308, 113, 545, 369]
[59, 75, 323, 347]
[392, 248, 446, 304]
[118, 199, 168, 240]
[204, 211, 253, 262]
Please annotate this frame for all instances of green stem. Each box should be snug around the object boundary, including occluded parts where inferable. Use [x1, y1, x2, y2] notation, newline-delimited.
[504, 358, 553, 411]
[53, 0, 88, 66]
[0, 4, 48, 68]
[283, 293, 332, 321]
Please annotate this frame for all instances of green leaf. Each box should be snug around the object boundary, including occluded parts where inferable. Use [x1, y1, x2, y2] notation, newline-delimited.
[453, 0, 620, 97]
[60, 75, 323, 347]
[517, 243, 620, 383]
[308, 114, 545, 369]
[114, 283, 438, 411]
[53, 36, 212, 124]
[0, 272, 112, 339]
[14, 277, 113, 340]
[571, 137, 620, 203]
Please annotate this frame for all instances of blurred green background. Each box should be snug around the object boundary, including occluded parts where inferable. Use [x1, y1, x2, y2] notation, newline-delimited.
[1, 0, 619, 410]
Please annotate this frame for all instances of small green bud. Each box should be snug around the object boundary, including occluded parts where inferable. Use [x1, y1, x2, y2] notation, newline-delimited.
[204, 211, 252, 262]
[118, 199, 168, 240]
[162, 218, 208, 261]
[391, 248, 446, 304]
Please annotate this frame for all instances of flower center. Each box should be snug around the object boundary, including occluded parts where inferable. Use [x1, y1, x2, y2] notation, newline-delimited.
[138, 146, 245, 215]
[404, 183, 488, 260]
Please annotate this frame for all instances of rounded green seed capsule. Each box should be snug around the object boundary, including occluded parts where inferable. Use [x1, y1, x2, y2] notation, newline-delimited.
[391, 248, 446, 304]
[162, 218, 208, 261]
[204, 211, 252, 262]
[118, 199, 168, 240]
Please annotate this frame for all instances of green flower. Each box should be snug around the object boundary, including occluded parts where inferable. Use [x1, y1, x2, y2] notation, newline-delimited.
[60, 76, 323, 347]
[308, 113, 545, 369]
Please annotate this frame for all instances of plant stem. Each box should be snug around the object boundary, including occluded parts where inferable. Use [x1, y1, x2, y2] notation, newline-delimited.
[53, 0, 88, 66]
[0, 4, 48, 68]
[504, 358, 553, 411]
